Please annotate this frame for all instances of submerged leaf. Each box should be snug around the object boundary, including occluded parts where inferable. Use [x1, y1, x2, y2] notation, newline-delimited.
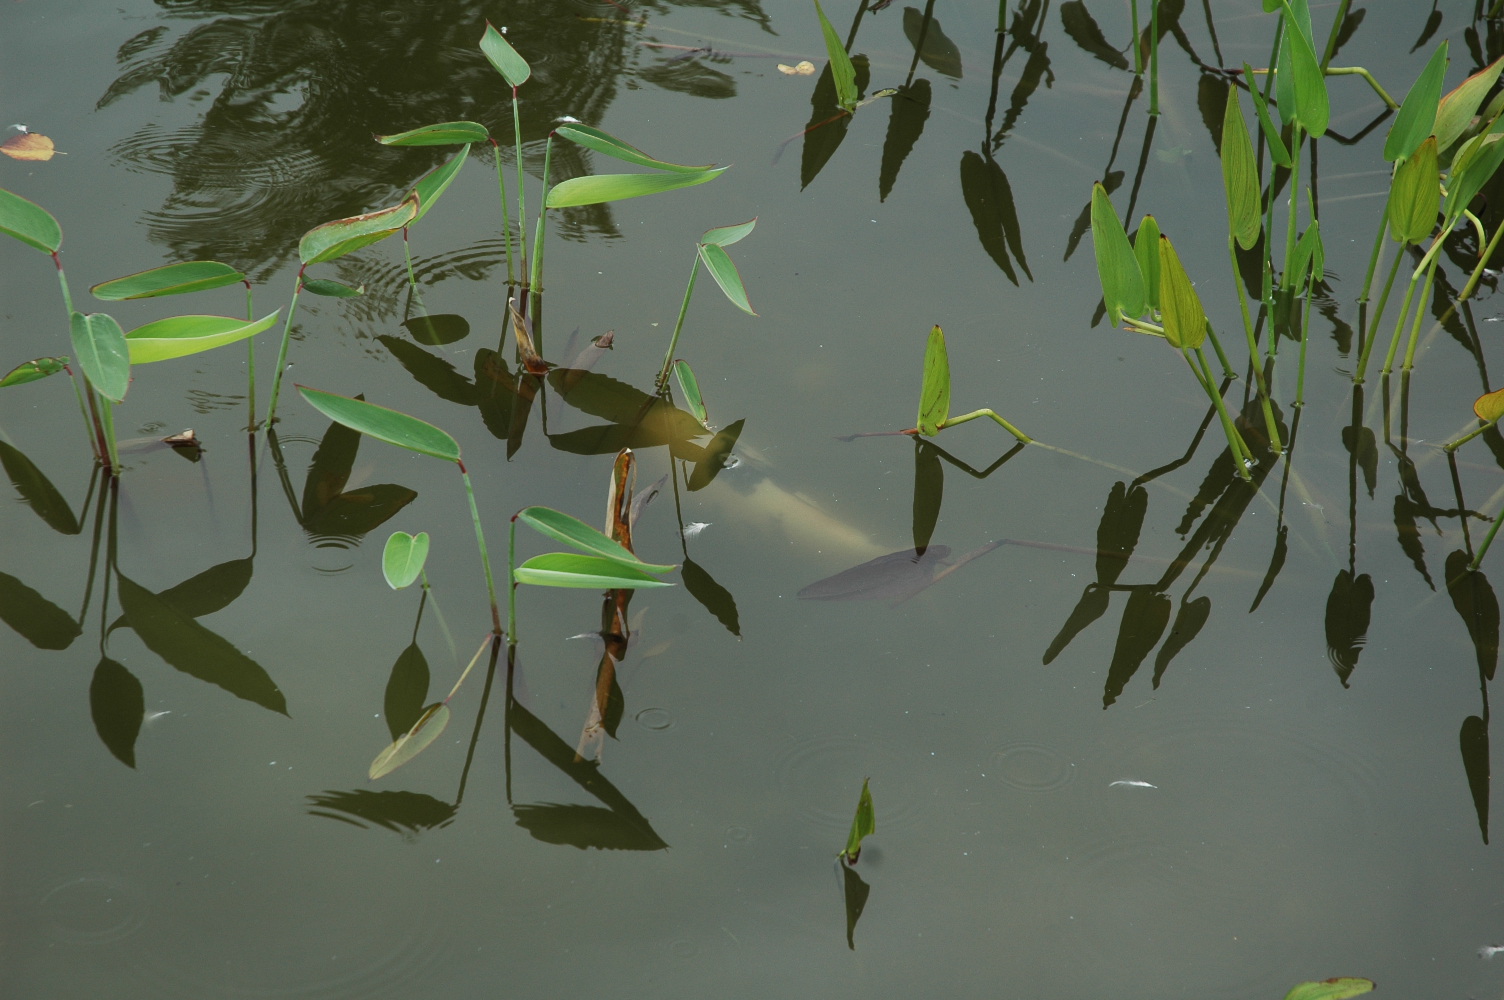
[370, 703, 450, 779]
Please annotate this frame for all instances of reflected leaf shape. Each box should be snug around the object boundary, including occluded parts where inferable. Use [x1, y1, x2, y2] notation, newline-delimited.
[912, 440, 943, 554]
[403, 313, 470, 347]
[1446, 550, 1499, 682]
[842, 861, 872, 950]
[799, 546, 952, 603]
[513, 803, 670, 851]
[1461, 714, 1491, 845]
[688, 418, 746, 491]
[0, 186, 62, 254]
[681, 558, 741, 637]
[107, 558, 254, 635]
[1152, 596, 1212, 688]
[91, 260, 243, 300]
[1044, 585, 1110, 664]
[1324, 570, 1375, 688]
[1342, 424, 1378, 498]
[302, 485, 418, 540]
[90, 657, 144, 768]
[384, 642, 431, 741]
[1059, 1, 1128, 69]
[0, 440, 80, 535]
[1095, 482, 1147, 586]
[116, 575, 286, 714]
[302, 406, 360, 515]
[0, 356, 68, 388]
[1102, 591, 1172, 709]
[370, 703, 449, 780]
[379, 335, 478, 406]
[879, 79, 931, 202]
[1394, 495, 1435, 590]
[306, 789, 455, 835]
[1250, 524, 1289, 612]
[902, 6, 962, 78]
[960, 152, 1030, 284]
[638, 58, 737, 100]
[0, 571, 81, 649]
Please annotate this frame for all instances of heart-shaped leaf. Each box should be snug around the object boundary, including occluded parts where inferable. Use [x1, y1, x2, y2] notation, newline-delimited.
[383, 531, 430, 589]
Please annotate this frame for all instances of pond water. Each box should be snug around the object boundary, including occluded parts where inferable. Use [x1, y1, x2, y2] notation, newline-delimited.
[4, 1, 1504, 997]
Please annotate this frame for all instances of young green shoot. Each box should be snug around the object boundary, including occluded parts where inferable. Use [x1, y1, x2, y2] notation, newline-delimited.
[839, 778, 875, 863]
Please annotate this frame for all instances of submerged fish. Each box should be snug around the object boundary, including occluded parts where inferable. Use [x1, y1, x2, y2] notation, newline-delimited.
[798, 541, 1002, 606]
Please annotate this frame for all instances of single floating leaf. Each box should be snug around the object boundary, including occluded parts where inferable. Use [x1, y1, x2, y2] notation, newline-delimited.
[545, 167, 727, 208]
[376, 121, 489, 146]
[125, 311, 280, 364]
[1090, 183, 1145, 325]
[513, 552, 675, 589]
[91, 261, 244, 300]
[370, 703, 450, 779]
[0, 130, 57, 162]
[0, 356, 67, 388]
[840, 778, 876, 862]
[917, 325, 951, 436]
[298, 193, 419, 265]
[70, 311, 130, 403]
[1384, 42, 1448, 162]
[383, 531, 430, 589]
[0, 186, 62, 253]
[515, 506, 676, 572]
[697, 242, 755, 315]
[296, 385, 461, 462]
[301, 278, 365, 298]
[554, 122, 715, 173]
[1475, 386, 1504, 422]
[480, 22, 531, 87]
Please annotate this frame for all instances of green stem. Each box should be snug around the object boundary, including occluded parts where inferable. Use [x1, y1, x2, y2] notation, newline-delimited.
[1357, 194, 1388, 303]
[492, 139, 515, 283]
[1148, 0, 1160, 115]
[938, 408, 1032, 443]
[263, 272, 305, 428]
[1324, 67, 1398, 110]
[1354, 243, 1403, 381]
[1295, 271, 1314, 406]
[244, 279, 257, 430]
[1226, 242, 1282, 449]
[529, 133, 555, 294]
[1400, 255, 1439, 370]
[1318, 0, 1350, 69]
[99, 396, 121, 475]
[1445, 418, 1499, 452]
[1130, 0, 1142, 75]
[1192, 346, 1253, 479]
[402, 228, 417, 289]
[1203, 319, 1237, 379]
[507, 516, 518, 642]
[1458, 216, 1504, 303]
[657, 252, 702, 390]
[512, 87, 528, 281]
[1282, 129, 1303, 293]
[458, 463, 502, 636]
[1471, 504, 1504, 571]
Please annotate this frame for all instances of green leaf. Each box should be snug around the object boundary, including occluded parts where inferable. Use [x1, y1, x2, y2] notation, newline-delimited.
[1289, 220, 1324, 288]
[1220, 91, 1262, 250]
[1245, 63, 1293, 167]
[513, 553, 675, 589]
[515, 506, 676, 572]
[1277, 0, 1329, 137]
[545, 167, 728, 209]
[554, 122, 715, 174]
[813, 0, 859, 111]
[0, 356, 68, 388]
[1436, 54, 1504, 154]
[91, 261, 245, 300]
[383, 531, 430, 589]
[1157, 235, 1207, 350]
[701, 217, 757, 247]
[69, 311, 130, 403]
[480, 21, 531, 87]
[673, 360, 710, 429]
[1443, 123, 1504, 229]
[125, 311, 280, 364]
[1090, 183, 1145, 325]
[301, 278, 365, 298]
[840, 778, 876, 862]
[411, 144, 470, 225]
[1475, 386, 1504, 422]
[1385, 42, 1449, 162]
[370, 703, 450, 779]
[697, 242, 756, 315]
[296, 385, 461, 462]
[1133, 216, 1162, 313]
[1387, 135, 1440, 244]
[297, 193, 420, 265]
[1282, 978, 1374, 1000]
[0, 187, 61, 253]
[917, 324, 951, 437]
[376, 121, 489, 146]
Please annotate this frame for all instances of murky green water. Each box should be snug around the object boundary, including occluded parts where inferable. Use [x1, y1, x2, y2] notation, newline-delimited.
[5, 1, 1504, 997]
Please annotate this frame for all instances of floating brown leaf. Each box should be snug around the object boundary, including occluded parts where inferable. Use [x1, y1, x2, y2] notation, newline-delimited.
[0, 131, 58, 162]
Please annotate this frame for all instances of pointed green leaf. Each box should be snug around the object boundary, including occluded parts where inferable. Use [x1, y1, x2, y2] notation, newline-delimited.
[370, 703, 450, 779]
[376, 121, 489, 146]
[1277, 1, 1329, 137]
[0, 187, 61, 253]
[673, 360, 710, 429]
[91, 261, 244, 300]
[1387, 136, 1440, 244]
[1157, 236, 1207, 349]
[840, 778, 876, 861]
[480, 22, 531, 87]
[554, 122, 715, 173]
[301, 278, 365, 298]
[1245, 63, 1292, 167]
[513, 552, 675, 589]
[1475, 386, 1504, 422]
[701, 217, 757, 247]
[69, 312, 130, 403]
[917, 325, 951, 436]
[125, 311, 280, 364]
[1436, 54, 1504, 154]
[697, 242, 756, 315]
[1282, 979, 1374, 1000]
[1289, 220, 1324, 288]
[545, 167, 727, 208]
[1444, 123, 1504, 229]
[515, 505, 676, 572]
[1385, 42, 1449, 162]
[0, 356, 68, 388]
[296, 385, 461, 462]
[411, 144, 470, 224]
[298, 193, 419, 265]
[813, 0, 859, 111]
[383, 530, 430, 589]
[1090, 183, 1145, 325]
[1133, 216, 1163, 313]
[1220, 92, 1262, 250]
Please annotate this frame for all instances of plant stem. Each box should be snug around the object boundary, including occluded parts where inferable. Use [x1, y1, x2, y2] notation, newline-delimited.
[1357, 196, 1388, 303]
[1323, 67, 1398, 110]
[511, 87, 528, 281]
[529, 133, 555, 294]
[1354, 244, 1403, 381]
[1318, 0, 1350, 69]
[657, 251, 702, 390]
[458, 462, 502, 636]
[507, 515, 518, 642]
[1130, 0, 1142, 75]
[1282, 129, 1303, 293]
[1445, 418, 1499, 452]
[492, 138, 516, 283]
[1226, 242, 1283, 449]
[402, 228, 417, 288]
[1203, 320, 1238, 379]
[1191, 346, 1253, 479]
[1471, 505, 1504, 571]
[244, 278, 257, 430]
[263, 270, 306, 428]
[1148, 0, 1160, 115]
[939, 408, 1032, 443]
[98, 395, 121, 474]
[1400, 254, 1439, 370]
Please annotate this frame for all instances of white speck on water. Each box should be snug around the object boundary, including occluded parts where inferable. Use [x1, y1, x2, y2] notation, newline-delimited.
[1109, 779, 1157, 789]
